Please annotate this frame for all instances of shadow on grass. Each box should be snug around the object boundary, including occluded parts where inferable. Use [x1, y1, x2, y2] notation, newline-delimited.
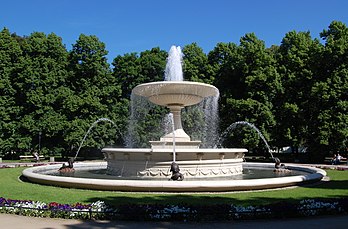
[81, 194, 348, 222]
[311, 179, 348, 190]
[17, 173, 348, 207]
[83, 191, 347, 207]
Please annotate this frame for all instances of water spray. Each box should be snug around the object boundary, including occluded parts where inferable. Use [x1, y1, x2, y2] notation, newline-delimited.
[168, 113, 176, 162]
[214, 121, 274, 159]
[74, 118, 121, 160]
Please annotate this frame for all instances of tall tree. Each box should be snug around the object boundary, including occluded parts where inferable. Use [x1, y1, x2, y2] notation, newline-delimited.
[65, 34, 123, 156]
[307, 21, 348, 160]
[211, 34, 279, 152]
[0, 28, 22, 155]
[112, 48, 167, 147]
[13, 32, 69, 155]
[208, 42, 244, 147]
[274, 31, 322, 155]
[239, 33, 280, 136]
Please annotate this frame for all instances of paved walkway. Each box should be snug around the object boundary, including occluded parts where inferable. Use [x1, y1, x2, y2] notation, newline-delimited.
[1, 213, 348, 229]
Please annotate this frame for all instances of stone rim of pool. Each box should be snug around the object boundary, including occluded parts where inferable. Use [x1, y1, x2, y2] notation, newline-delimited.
[22, 162, 326, 192]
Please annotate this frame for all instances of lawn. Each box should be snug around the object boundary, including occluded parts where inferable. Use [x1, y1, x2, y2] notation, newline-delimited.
[1, 167, 347, 207]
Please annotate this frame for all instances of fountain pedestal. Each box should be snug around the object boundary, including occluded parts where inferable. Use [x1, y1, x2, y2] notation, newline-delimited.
[150, 105, 202, 149]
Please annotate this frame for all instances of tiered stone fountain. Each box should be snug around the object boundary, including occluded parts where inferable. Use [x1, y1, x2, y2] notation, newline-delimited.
[103, 46, 247, 179]
[103, 80, 247, 179]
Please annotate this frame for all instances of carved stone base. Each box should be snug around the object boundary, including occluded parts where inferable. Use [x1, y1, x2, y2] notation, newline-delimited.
[103, 148, 247, 179]
[106, 158, 243, 178]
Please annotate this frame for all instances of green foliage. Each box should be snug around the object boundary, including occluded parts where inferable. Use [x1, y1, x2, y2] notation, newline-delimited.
[183, 43, 214, 84]
[273, 30, 322, 149]
[112, 47, 167, 98]
[209, 33, 278, 151]
[64, 34, 125, 155]
[0, 28, 22, 154]
[0, 21, 347, 160]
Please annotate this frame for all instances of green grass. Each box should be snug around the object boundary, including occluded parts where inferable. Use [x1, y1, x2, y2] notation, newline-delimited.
[1, 167, 347, 206]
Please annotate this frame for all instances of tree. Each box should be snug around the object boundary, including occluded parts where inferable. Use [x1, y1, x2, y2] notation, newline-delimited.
[182, 43, 213, 84]
[112, 47, 167, 98]
[1, 21, 347, 161]
[112, 48, 168, 147]
[307, 21, 348, 160]
[112, 53, 140, 98]
[210, 34, 279, 152]
[11, 32, 69, 156]
[208, 42, 242, 100]
[0, 28, 22, 155]
[239, 33, 280, 143]
[274, 30, 322, 154]
[65, 34, 124, 156]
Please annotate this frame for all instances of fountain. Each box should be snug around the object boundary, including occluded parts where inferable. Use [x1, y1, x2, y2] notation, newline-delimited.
[22, 46, 326, 192]
[103, 45, 246, 179]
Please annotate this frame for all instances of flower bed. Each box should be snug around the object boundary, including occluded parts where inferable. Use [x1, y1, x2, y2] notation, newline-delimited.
[0, 162, 59, 169]
[0, 198, 114, 220]
[1, 197, 347, 221]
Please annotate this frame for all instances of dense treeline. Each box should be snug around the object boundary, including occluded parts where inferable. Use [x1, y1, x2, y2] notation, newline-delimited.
[0, 21, 347, 162]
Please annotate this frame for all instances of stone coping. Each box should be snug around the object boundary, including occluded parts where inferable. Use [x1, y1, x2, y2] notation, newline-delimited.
[21, 162, 326, 192]
[102, 148, 248, 153]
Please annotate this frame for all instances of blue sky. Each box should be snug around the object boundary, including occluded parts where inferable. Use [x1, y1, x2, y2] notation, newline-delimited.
[1, 0, 348, 62]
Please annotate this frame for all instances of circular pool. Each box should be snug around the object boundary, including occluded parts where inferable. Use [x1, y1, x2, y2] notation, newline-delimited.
[22, 162, 326, 192]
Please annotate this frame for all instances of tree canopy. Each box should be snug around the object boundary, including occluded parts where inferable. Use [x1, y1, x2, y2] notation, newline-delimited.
[0, 21, 347, 162]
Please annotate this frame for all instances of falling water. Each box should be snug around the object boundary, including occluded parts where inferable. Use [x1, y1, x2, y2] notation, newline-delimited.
[162, 113, 173, 136]
[168, 113, 176, 162]
[120, 161, 126, 176]
[74, 118, 120, 160]
[125, 94, 157, 148]
[201, 95, 220, 148]
[214, 121, 274, 158]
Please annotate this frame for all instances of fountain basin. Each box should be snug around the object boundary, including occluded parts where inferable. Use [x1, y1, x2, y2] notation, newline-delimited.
[102, 148, 247, 178]
[22, 162, 326, 192]
[132, 81, 219, 107]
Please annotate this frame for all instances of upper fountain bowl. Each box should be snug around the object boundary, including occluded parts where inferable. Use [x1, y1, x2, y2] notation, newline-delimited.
[132, 81, 219, 107]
